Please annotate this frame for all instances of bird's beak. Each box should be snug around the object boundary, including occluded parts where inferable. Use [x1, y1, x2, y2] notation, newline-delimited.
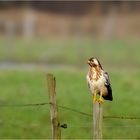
[87, 60, 90, 65]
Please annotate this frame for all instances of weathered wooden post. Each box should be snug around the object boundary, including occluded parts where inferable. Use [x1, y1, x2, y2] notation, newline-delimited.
[93, 102, 103, 139]
[47, 73, 61, 140]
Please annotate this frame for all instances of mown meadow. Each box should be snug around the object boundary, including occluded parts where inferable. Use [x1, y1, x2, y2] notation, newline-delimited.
[0, 38, 140, 139]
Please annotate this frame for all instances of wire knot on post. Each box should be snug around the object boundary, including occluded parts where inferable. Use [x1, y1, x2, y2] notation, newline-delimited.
[60, 123, 67, 129]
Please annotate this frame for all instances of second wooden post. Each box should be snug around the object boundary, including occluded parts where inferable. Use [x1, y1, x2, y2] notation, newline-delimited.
[93, 102, 103, 139]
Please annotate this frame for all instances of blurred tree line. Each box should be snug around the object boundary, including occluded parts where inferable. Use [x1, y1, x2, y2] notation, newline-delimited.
[0, 1, 140, 39]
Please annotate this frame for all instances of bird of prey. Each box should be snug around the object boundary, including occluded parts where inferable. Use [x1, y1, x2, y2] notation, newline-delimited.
[86, 57, 113, 103]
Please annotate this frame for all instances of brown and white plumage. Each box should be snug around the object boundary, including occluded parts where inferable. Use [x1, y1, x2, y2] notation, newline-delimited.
[86, 57, 113, 103]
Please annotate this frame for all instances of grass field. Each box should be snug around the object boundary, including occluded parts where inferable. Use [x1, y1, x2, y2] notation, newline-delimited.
[0, 68, 140, 139]
[0, 38, 140, 139]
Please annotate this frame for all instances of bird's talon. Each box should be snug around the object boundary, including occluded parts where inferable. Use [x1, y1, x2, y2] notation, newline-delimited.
[93, 96, 97, 103]
[93, 99, 98, 103]
[98, 98, 104, 104]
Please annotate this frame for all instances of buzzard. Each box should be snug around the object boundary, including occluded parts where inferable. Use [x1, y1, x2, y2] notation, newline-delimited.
[86, 57, 113, 103]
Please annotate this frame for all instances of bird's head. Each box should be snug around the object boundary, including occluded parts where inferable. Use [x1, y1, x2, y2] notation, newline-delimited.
[87, 57, 103, 69]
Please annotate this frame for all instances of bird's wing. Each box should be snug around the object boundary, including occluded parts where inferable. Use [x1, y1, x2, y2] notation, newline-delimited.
[103, 72, 113, 100]
[104, 72, 111, 86]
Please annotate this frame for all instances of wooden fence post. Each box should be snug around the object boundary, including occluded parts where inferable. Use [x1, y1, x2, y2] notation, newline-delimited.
[93, 102, 103, 139]
[47, 73, 61, 140]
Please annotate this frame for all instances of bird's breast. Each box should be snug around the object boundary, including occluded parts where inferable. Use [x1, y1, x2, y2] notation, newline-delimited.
[87, 74, 107, 95]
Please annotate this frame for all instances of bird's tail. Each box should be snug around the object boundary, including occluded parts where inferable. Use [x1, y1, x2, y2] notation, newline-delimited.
[103, 87, 113, 101]
[103, 93, 113, 101]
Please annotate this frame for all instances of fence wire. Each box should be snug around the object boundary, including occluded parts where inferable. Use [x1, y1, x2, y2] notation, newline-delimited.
[0, 102, 140, 120]
[0, 101, 140, 139]
[0, 102, 49, 107]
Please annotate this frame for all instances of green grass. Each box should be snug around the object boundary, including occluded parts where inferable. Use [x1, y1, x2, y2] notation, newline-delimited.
[0, 69, 140, 139]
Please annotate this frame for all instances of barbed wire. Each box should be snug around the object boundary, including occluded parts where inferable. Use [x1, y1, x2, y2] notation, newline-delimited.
[0, 102, 92, 117]
[103, 125, 140, 128]
[62, 125, 140, 128]
[57, 104, 92, 117]
[103, 115, 140, 120]
[0, 102, 49, 107]
[0, 102, 140, 120]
